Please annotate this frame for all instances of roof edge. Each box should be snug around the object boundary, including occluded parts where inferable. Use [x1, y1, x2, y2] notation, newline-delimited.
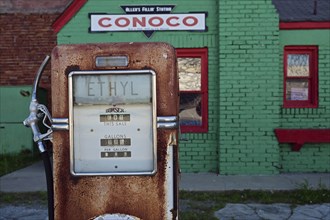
[280, 21, 330, 30]
[52, 0, 87, 33]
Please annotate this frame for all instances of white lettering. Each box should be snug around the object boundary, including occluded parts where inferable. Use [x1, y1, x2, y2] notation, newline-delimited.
[142, 7, 154, 12]
[125, 8, 140, 12]
[156, 7, 172, 12]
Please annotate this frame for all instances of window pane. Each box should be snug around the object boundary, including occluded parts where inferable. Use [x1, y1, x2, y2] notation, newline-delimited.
[179, 93, 202, 126]
[287, 54, 309, 77]
[286, 79, 309, 100]
[178, 58, 201, 91]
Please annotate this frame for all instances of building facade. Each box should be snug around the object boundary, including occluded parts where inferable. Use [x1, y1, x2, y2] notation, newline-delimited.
[1, 0, 329, 174]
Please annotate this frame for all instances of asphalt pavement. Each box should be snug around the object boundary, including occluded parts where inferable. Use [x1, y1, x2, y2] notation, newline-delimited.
[1, 161, 330, 219]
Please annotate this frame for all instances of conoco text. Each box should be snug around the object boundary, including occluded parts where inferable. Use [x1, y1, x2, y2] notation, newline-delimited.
[98, 16, 199, 28]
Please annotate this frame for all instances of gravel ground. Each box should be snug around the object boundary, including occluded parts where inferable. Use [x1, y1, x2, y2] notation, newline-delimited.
[1, 201, 330, 220]
[0, 203, 48, 220]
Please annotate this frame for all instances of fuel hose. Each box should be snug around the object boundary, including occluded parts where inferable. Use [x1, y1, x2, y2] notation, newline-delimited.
[41, 149, 54, 220]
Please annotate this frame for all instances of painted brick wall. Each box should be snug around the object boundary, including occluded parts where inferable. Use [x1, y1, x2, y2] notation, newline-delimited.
[219, 0, 280, 174]
[0, 14, 58, 87]
[279, 30, 330, 172]
[280, 144, 330, 172]
[57, 0, 220, 173]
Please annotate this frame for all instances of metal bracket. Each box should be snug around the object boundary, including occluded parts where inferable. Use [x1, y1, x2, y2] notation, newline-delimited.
[52, 118, 69, 131]
[157, 116, 178, 129]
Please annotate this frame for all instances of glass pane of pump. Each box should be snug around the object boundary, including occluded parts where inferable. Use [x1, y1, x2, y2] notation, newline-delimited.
[69, 71, 156, 175]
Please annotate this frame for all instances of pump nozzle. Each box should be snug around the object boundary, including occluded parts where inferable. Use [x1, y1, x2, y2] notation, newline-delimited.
[23, 56, 52, 150]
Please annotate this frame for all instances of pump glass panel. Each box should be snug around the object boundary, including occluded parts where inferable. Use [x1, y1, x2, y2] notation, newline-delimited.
[69, 70, 156, 176]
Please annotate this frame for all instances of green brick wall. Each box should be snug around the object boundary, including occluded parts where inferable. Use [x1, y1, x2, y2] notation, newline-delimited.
[279, 30, 330, 172]
[218, 0, 280, 174]
[280, 144, 330, 173]
[57, 0, 219, 173]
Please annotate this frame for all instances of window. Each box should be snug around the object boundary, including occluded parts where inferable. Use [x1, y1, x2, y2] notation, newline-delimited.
[283, 46, 318, 108]
[176, 48, 208, 133]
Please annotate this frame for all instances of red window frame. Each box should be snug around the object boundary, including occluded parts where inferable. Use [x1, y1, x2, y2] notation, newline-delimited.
[283, 46, 318, 108]
[176, 48, 208, 133]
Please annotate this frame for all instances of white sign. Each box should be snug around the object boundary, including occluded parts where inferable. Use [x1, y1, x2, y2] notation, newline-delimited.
[90, 13, 206, 32]
[69, 70, 157, 176]
[73, 74, 151, 104]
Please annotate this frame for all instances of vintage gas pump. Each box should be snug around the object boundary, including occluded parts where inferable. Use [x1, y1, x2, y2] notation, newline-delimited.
[50, 43, 179, 220]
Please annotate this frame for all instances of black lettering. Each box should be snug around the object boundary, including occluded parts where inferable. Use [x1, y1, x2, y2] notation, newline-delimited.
[131, 82, 138, 95]
[88, 82, 95, 96]
[97, 81, 105, 96]
[109, 82, 116, 96]
[120, 81, 128, 96]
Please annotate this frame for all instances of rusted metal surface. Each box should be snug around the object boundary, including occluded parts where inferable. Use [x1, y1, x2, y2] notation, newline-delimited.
[51, 43, 179, 220]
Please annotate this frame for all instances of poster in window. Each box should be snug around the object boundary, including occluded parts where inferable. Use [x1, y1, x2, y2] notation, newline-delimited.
[291, 88, 308, 100]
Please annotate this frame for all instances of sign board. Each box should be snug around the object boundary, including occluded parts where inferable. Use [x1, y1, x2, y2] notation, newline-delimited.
[90, 13, 206, 32]
[68, 70, 157, 176]
[120, 5, 176, 14]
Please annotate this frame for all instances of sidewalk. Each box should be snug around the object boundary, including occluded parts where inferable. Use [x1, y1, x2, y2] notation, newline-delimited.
[1, 162, 329, 220]
[0, 161, 46, 192]
[1, 161, 330, 192]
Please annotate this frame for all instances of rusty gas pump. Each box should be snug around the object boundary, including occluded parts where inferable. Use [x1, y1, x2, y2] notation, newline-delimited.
[49, 42, 179, 220]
